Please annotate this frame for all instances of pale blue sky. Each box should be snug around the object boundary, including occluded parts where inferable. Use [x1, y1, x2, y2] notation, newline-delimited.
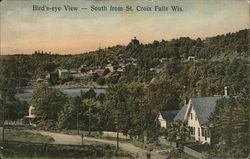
[1, 0, 249, 54]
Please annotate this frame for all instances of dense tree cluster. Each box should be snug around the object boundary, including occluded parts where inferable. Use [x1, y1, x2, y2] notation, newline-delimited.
[210, 95, 249, 157]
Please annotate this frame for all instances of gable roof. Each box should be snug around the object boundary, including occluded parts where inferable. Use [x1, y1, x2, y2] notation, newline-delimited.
[174, 103, 187, 121]
[159, 110, 179, 121]
[174, 96, 224, 125]
[191, 96, 223, 125]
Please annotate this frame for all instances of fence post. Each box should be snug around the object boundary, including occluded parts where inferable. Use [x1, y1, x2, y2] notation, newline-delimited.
[81, 134, 83, 146]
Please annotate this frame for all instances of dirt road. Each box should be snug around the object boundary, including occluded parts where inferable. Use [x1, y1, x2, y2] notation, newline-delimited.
[38, 131, 167, 159]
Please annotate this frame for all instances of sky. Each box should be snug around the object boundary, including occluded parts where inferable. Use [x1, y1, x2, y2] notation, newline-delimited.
[0, 0, 249, 55]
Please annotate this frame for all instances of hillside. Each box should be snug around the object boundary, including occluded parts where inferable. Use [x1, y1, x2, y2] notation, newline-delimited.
[0, 29, 249, 97]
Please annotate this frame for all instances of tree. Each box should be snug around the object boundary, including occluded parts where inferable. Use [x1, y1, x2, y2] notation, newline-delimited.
[139, 77, 182, 142]
[31, 84, 67, 130]
[210, 95, 249, 157]
[162, 121, 188, 143]
[57, 97, 81, 130]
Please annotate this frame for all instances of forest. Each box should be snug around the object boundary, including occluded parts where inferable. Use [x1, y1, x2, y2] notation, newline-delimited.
[0, 29, 249, 157]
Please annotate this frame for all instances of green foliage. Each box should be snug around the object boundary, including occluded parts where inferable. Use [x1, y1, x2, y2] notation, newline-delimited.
[4, 141, 132, 159]
[162, 122, 189, 142]
[31, 84, 67, 129]
[210, 95, 249, 157]
[0, 128, 54, 143]
[0, 91, 26, 121]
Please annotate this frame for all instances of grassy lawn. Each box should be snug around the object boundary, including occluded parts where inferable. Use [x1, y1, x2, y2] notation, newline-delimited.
[4, 142, 134, 159]
[0, 127, 54, 143]
[7, 157, 132, 159]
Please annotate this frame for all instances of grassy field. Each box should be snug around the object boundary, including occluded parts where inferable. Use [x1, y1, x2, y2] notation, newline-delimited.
[7, 157, 132, 159]
[3, 142, 134, 159]
[0, 127, 54, 143]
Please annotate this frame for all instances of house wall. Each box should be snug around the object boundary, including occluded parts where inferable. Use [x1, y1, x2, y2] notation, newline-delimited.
[187, 104, 211, 144]
[158, 114, 167, 128]
[29, 106, 35, 118]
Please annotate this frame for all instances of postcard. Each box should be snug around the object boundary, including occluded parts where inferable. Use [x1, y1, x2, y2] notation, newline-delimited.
[0, 0, 249, 158]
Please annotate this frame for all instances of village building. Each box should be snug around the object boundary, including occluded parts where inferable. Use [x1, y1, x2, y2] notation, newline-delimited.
[78, 64, 88, 73]
[188, 56, 195, 61]
[105, 64, 119, 72]
[174, 87, 229, 144]
[58, 69, 69, 78]
[159, 58, 168, 63]
[156, 110, 179, 128]
[130, 37, 140, 46]
[150, 68, 163, 74]
[58, 69, 79, 78]
[24, 106, 36, 126]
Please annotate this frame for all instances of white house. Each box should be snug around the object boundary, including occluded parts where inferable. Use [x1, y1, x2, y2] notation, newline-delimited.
[156, 110, 179, 128]
[174, 87, 229, 144]
[188, 56, 195, 61]
[58, 69, 69, 78]
[24, 106, 36, 126]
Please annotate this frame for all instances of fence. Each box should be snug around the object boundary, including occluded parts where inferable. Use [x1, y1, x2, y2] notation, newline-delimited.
[158, 137, 211, 159]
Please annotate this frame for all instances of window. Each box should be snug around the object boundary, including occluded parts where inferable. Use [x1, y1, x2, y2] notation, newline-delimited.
[190, 127, 195, 135]
[189, 127, 195, 135]
[190, 113, 193, 120]
[207, 129, 210, 137]
[202, 128, 205, 136]
[198, 128, 200, 136]
[205, 129, 207, 140]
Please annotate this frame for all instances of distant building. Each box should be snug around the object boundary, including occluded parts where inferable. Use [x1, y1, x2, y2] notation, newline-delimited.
[78, 64, 88, 73]
[150, 68, 162, 74]
[58, 69, 78, 78]
[124, 57, 137, 64]
[159, 58, 168, 63]
[105, 64, 119, 72]
[156, 110, 179, 128]
[130, 37, 140, 45]
[188, 56, 195, 61]
[58, 69, 69, 78]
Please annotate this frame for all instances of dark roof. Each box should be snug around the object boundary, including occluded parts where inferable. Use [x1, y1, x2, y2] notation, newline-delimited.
[174, 103, 187, 121]
[174, 96, 224, 125]
[192, 96, 223, 125]
[160, 110, 179, 121]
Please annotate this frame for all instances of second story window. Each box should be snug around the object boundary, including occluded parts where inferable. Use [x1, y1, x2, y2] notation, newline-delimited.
[190, 113, 193, 120]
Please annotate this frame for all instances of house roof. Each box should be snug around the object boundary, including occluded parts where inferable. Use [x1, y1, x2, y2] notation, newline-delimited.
[160, 110, 179, 121]
[59, 69, 68, 73]
[174, 103, 187, 121]
[192, 96, 224, 125]
[174, 96, 224, 125]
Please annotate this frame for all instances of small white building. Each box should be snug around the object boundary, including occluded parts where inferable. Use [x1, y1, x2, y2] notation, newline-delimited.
[188, 56, 195, 61]
[156, 110, 179, 128]
[24, 106, 36, 126]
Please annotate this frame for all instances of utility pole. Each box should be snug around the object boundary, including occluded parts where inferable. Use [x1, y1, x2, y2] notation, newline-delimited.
[116, 101, 120, 151]
[1, 94, 5, 147]
[116, 113, 119, 150]
[77, 113, 79, 135]
[2, 104, 4, 146]
[88, 99, 92, 136]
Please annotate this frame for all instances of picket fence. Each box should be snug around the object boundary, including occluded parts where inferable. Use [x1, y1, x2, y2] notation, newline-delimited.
[158, 137, 212, 159]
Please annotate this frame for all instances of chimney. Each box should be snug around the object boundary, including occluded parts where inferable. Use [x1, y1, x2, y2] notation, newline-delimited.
[185, 97, 189, 104]
[224, 87, 228, 96]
